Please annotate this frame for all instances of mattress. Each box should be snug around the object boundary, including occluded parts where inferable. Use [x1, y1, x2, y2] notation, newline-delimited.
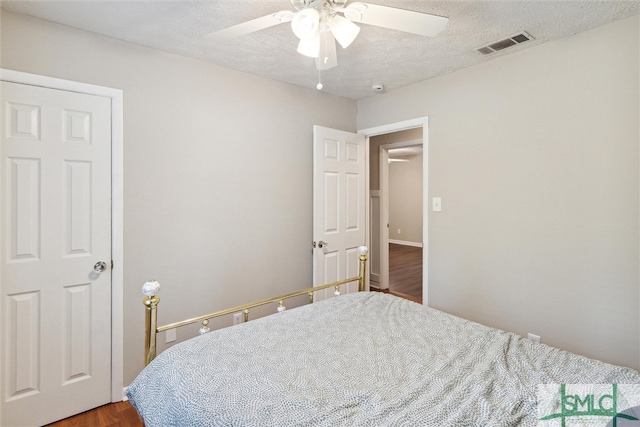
[126, 292, 640, 426]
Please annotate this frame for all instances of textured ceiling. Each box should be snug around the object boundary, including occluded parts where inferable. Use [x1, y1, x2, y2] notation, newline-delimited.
[2, 1, 639, 100]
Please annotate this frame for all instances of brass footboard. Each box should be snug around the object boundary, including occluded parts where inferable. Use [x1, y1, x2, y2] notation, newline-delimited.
[142, 246, 368, 366]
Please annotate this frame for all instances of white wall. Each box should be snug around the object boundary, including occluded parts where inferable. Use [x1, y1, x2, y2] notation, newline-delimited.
[0, 10, 357, 384]
[359, 15, 640, 370]
[389, 154, 423, 245]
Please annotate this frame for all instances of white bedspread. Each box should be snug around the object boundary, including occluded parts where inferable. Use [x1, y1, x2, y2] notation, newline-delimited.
[126, 292, 640, 426]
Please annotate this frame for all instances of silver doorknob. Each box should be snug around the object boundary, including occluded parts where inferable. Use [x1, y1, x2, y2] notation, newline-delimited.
[317, 241, 328, 248]
[94, 261, 107, 273]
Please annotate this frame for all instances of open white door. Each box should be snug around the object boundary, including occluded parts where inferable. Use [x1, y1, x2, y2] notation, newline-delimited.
[1, 81, 112, 426]
[313, 126, 366, 300]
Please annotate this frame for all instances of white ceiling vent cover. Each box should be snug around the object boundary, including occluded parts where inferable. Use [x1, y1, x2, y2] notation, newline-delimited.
[476, 32, 534, 55]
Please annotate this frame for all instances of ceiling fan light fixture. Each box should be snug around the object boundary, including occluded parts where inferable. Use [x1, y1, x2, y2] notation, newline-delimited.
[329, 15, 360, 49]
[343, 2, 367, 22]
[291, 8, 320, 40]
[297, 34, 321, 57]
[315, 31, 337, 69]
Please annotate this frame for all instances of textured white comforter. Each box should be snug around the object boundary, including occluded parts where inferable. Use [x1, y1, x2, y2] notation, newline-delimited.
[126, 292, 640, 426]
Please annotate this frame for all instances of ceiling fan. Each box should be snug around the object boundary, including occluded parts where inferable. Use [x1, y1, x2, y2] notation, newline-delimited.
[204, 0, 449, 71]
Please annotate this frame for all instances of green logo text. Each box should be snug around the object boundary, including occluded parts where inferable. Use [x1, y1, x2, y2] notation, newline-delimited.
[540, 384, 639, 427]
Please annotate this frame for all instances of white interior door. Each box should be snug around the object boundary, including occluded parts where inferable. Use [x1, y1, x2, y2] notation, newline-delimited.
[1, 81, 112, 426]
[313, 125, 366, 300]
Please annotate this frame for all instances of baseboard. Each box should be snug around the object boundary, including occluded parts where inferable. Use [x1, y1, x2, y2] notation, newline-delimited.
[369, 284, 388, 293]
[122, 386, 128, 401]
[370, 285, 422, 304]
[389, 239, 423, 248]
[370, 273, 380, 283]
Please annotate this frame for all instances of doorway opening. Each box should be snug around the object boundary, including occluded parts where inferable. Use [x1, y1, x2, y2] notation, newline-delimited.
[358, 118, 428, 305]
[382, 139, 423, 302]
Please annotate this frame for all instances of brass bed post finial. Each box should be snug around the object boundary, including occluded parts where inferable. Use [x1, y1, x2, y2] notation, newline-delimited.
[142, 280, 161, 366]
[357, 246, 368, 292]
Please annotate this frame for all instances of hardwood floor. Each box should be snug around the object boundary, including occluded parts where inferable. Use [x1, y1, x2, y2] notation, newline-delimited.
[44, 401, 143, 427]
[387, 243, 422, 302]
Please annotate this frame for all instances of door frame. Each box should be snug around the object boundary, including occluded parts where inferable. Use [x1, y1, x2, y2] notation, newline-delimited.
[358, 117, 429, 305]
[379, 138, 423, 291]
[0, 69, 124, 403]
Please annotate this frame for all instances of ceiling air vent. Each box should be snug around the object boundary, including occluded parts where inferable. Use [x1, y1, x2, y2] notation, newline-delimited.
[475, 32, 534, 55]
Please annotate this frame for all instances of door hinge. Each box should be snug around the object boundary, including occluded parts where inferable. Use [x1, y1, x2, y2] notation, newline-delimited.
[111, 260, 114, 270]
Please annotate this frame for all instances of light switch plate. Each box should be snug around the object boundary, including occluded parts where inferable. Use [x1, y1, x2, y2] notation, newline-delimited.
[432, 197, 442, 212]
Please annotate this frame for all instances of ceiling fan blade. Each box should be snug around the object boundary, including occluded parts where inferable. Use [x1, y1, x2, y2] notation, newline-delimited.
[346, 2, 448, 37]
[204, 11, 294, 42]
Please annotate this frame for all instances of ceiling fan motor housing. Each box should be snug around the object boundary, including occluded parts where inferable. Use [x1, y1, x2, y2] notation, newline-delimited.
[291, 0, 323, 11]
[291, 0, 349, 12]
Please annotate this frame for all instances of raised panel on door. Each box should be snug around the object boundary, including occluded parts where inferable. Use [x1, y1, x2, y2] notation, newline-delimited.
[7, 157, 41, 262]
[63, 110, 92, 144]
[319, 250, 340, 301]
[64, 160, 92, 256]
[344, 247, 359, 294]
[6, 102, 40, 141]
[323, 171, 339, 234]
[345, 172, 361, 232]
[5, 291, 40, 401]
[63, 283, 92, 384]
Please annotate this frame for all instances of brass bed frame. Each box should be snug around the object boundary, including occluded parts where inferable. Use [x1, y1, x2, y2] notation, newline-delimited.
[142, 246, 369, 365]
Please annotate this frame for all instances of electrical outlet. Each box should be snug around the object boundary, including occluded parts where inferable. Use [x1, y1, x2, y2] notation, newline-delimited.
[397, 228, 401, 234]
[166, 328, 176, 343]
[233, 312, 243, 326]
[527, 333, 541, 343]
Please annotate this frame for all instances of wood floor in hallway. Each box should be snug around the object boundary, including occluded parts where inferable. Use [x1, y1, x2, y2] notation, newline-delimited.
[388, 243, 423, 303]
